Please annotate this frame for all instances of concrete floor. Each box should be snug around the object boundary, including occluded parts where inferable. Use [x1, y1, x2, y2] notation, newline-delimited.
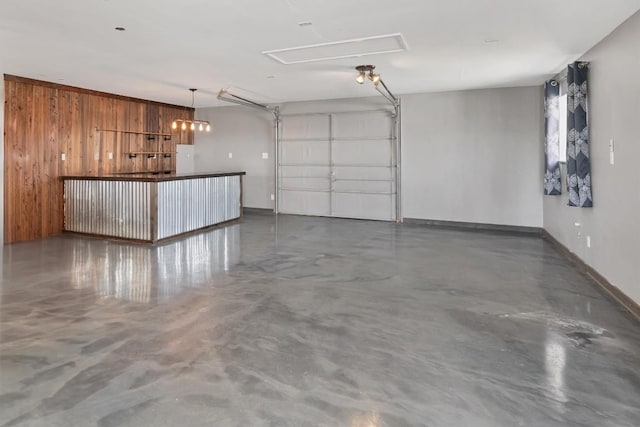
[1, 213, 639, 427]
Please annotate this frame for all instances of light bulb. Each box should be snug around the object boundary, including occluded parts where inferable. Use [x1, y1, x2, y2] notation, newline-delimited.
[356, 72, 365, 84]
[190, 122, 195, 131]
[199, 123, 204, 131]
[181, 122, 187, 130]
[206, 124, 211, 132]
[370, 73, 380, 84]
[172, 121, 177, 130]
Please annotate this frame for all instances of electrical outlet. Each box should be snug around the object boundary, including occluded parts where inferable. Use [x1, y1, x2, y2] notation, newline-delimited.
[262, 152, 269, 159]
[61, 153, 66, 161]
[228, 152, 233, 159]
[586, 235, 591, 248]
[270, 194, 275, 201]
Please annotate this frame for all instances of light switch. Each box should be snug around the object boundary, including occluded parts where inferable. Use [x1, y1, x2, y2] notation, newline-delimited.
[270, 194, 275, 201]
[262, 152, 269, 159]
[228, 152, 233, 159]
[609, 139, 615, 165]
[108, 152, 113, 160]
[61, 153, 66, 161]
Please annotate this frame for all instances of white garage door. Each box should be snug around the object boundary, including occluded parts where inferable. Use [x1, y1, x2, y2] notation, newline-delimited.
[278, 110, 397, 221]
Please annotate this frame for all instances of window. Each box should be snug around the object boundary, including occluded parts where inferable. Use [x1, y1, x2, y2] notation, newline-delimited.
[558, 93, 567, 163]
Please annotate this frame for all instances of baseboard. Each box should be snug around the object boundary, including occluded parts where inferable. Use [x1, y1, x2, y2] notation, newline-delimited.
[403, 218, 542, 235]
[542, 230, 640, 322]
[243, 207, 274, 215]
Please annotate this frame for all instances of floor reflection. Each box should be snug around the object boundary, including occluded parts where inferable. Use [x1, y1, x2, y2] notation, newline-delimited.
[544, 332, 568, 410]
[71, 225, 241, 303]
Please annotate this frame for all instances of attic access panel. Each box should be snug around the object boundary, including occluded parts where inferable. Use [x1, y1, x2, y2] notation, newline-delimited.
[263, 33, 408, 64]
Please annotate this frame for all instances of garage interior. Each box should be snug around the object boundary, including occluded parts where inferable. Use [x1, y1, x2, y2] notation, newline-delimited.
[1, 1, 640, 426]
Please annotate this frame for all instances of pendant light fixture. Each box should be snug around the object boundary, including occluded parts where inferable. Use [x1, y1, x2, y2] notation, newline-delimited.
[171, 88, 212, 132]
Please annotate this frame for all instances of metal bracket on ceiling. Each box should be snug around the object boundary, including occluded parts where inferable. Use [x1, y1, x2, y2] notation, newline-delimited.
[216, 89, 280, 120]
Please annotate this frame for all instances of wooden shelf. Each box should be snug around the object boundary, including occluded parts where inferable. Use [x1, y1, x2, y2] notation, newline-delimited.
[127, 151, 175, 159]
[97, 128, 172, 137]
[127, 151, 177, 154]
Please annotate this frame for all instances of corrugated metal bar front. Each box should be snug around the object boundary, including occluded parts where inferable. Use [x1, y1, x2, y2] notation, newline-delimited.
[156, 175, 241, 240]
[64, 179, 152, 241]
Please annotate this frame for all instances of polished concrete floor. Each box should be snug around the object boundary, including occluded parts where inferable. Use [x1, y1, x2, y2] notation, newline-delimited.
[1, 213, 639, 427]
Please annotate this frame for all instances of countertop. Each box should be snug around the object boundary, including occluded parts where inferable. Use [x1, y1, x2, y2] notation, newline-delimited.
[60, 171, 246, 182]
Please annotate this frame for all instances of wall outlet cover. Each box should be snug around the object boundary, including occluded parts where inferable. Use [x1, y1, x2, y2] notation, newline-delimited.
[61, 153, 66, 161]
[108, 152, 113, 160]
[270, 194, 275, 201]
[262, 152, 269, 159]
[228, 152, 233, 159]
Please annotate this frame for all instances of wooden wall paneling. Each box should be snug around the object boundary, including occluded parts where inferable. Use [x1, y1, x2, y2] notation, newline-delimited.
[86, 94, 101, 175]
[4, 81, 21, 241]
[145, 103, 159, 172]
[41, 85, 62, 236]
[21, 82, 37, 241]
[114, 99, 129, 173]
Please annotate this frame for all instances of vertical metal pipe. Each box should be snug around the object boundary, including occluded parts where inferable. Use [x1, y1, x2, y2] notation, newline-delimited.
[395, 98, 403, 223]
[328, 113, 334, 217]
[274, 107, 280, 214]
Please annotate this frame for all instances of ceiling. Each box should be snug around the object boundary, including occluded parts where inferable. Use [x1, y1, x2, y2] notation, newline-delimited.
[1, 0, 639, 108]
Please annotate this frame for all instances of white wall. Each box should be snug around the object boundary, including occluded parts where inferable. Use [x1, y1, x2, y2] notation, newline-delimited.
[402, 87, 543, 227]
[194, 107, 275, 209]
[195, 88, 543, 226]
[543, 11, 640, 304]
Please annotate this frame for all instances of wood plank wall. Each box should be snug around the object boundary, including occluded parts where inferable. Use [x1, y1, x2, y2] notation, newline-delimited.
[3, 75, 195, 243]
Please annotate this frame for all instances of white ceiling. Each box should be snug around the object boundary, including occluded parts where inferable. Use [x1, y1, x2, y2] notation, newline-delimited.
[1, 0, 639, 108]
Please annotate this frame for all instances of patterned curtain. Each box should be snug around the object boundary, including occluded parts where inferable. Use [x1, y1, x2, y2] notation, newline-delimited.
[566, 62, 592, 207]
[544, 80, 561, 195]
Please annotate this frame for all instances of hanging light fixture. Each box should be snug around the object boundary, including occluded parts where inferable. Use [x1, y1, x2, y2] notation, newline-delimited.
[354, 64, 398, 108]
[172, 88, 212, 132]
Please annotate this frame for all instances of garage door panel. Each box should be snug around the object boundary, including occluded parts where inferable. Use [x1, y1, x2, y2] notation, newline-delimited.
[281, 166, 330, 178]
[332, 140, 392, 165]
[279, 190, 330, 216]
[333, 166, 394, 181]
[280, 140, 330, 164]
[281, 177, 330, 191]
[332, 193, 395, 221]
[333, 180, 393, 193]
[332, 112, 392, 139]
[282, 115, 329, 140]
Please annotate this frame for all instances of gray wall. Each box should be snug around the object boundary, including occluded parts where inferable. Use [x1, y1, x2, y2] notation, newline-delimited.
[402, 87, 543, 226]
[543, 11, 640, 304]
[194, 107, 275, 209]
[195, 87, 544, 226]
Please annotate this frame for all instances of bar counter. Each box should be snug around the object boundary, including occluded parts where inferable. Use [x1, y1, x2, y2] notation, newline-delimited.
[61, 172, 245, 243]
